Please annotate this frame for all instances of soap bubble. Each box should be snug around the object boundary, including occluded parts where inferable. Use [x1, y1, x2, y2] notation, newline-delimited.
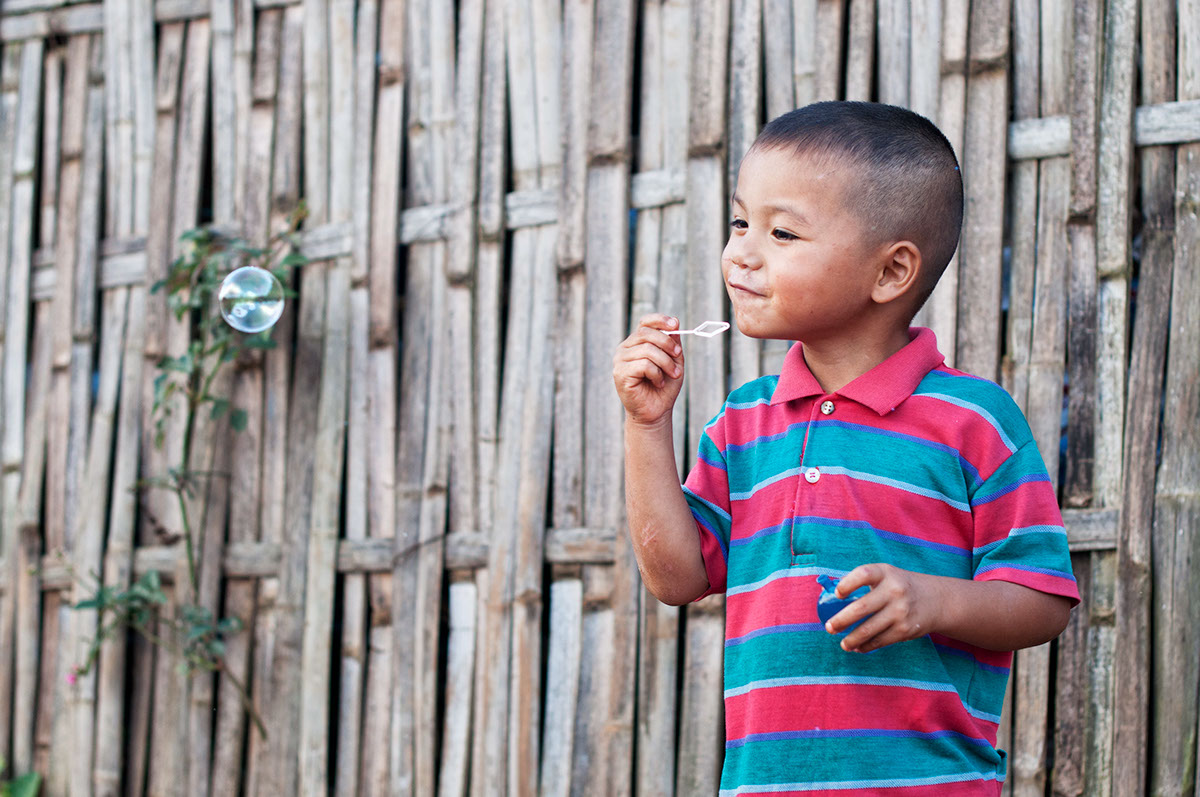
[219, 266, 284, 333]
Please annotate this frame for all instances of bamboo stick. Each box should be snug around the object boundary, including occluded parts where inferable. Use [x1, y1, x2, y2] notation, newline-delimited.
[438, 577, 478, 797]
[546, 0, 591, 791]
[676, 597, 725, 795]
[763, 0, 793, 117]
[1051, 554, 1090, 795]
[908, 0, 939, 119]
[468, 1, 506, 791]
[332, 1, 377, 792]
[844, 0, 874, 101]
[358, 1, 404, 789]
[297, 0, 354, 784]
[68, 71, 118, 795]
[571, 567, 616, 794]
[876, 0, 909, 106]
[0, 40, 35, 770]
[539, 569, 582, 797]
[915, 0, 967, 363]
[1151, 3, 1200, 794]
[813, 0, 843, 102]
[955, 0, 1010, 380]
[727, 0, 761, 389]
[249, 5, 303, 793]
[1063, 0, 1099, 509]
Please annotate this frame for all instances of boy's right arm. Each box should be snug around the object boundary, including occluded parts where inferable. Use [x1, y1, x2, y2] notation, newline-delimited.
[613, 315, 710, 606]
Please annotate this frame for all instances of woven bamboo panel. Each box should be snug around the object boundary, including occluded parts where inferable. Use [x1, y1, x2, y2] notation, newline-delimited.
[0, 1, 1198, 795]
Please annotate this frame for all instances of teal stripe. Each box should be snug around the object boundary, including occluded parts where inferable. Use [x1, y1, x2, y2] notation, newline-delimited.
[817, 466, 970, 511]
[719, 772, 1001, 796]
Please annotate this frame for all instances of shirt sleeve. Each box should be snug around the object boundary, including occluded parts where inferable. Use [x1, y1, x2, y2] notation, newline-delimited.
[969, 438, 1081, 605]
[682, 408, 733, 597]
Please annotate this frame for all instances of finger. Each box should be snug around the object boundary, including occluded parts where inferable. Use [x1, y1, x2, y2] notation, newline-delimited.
[618, 355, 673, 389]
[636, 313, 680, 332]
[840, 610, 898, 653]
[620, 342, 683, 381]
[836, 563, 887, 598]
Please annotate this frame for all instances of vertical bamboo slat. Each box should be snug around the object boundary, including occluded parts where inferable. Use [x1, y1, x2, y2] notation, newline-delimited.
[955, 0, 1010, 379]
[1153, 1, 1200, 794]
[726, 0, 760, 390]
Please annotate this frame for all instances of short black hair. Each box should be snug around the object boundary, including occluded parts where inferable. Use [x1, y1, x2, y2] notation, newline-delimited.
[752, 101, 964, 305]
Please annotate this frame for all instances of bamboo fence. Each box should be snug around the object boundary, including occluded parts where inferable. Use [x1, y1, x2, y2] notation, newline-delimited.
[0, 0, 1197, 795]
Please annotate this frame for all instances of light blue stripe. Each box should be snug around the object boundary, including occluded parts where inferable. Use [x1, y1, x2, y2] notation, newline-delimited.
[719, 771, 1001, 795]
[726, 565, 842, 597]
[683, 486, 732, 523]
[973, 524, 1067, 557]
[726, 623, 825, 647]
[727, 396, 772, 412]
[729, 466, 805, 502]
[919, 392, 1017, 453]
[817, 465, 970, 512]
[976, 561, 1074, 580]
[724, 675, 960, 700]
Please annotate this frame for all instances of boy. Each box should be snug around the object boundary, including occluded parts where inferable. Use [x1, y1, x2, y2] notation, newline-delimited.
[612, 102, 1079, 795]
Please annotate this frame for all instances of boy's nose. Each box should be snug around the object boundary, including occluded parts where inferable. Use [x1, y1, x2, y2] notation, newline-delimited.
[723, 237, 763, 270]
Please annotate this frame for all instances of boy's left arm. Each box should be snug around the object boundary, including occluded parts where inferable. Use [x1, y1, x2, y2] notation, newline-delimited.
[825, 563, 1073, 653]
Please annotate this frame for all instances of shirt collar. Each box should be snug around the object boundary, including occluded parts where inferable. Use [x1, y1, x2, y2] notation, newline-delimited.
[770, 327, 945, 415]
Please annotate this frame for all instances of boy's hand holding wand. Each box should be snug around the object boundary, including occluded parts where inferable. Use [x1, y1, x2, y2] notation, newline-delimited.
[612, 314, 710, 605]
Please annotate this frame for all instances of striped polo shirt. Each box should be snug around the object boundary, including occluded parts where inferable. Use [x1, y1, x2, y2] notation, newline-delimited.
[683, 328, 1080, 796]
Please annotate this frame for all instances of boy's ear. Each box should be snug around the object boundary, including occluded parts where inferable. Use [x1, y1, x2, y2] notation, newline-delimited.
[872, 240, 922, 305]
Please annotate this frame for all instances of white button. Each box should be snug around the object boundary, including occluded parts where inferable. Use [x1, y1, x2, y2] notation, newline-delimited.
[820, 400, 835, 415]
[804, 467, 821, 483]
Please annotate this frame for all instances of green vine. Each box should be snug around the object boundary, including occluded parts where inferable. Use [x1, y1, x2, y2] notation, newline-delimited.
[68, 206, 308, 741]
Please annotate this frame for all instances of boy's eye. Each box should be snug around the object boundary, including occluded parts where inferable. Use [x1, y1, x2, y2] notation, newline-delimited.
[772, 228, 798, 241]
[730, 218, 748, 230]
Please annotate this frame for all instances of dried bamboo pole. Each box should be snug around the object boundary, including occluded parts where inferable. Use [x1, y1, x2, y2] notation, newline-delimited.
[65, 38, 109, 797]
[727, 0, 761, 389]
[0, 39, 37, 770]
[210, 13, 280, 795]
[1011, 2, 1072, 792]
[468, 6, 506, 786]
[359, 0, 405, 789]
[93, 0, 151, 788]
[244, 6, 304, 794]
[1002, 0, 1038, 415]
[41, 36, 92, 795]
[333, 1, 377, 793]
[13, 301, 51, 779]
[93, 278, 145, 797]
[908, 0, 939, 119]
[679, 2, 729, 793]
[544, 0, 591, 790]
[813, 0, 844, 102]
[413, 3, 455, 793]
[955, 0, 1010, 379]
[629, 3, 686, 793]
[437, 1, 484, 793]
[876, 0, 909, 106]
[123, 23, 184, 797]
[1151, 5, 1200, 793]
[763, 0, 794, 118]
[1092, 0, 1135, 512]
[915, 0, 967, 362]
[583, 4, 638, 795]
[149, 20, 212, 796]
[1096, 1, 1141, 789]
[297, 0, 354, 786]
[844, 0, 874, 101]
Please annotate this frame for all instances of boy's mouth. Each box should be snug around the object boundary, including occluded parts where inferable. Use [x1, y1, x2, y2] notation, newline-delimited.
[727, 280, 764, 297]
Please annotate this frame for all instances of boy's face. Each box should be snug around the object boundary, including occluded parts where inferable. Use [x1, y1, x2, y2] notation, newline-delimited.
[722, 146, 884, 344]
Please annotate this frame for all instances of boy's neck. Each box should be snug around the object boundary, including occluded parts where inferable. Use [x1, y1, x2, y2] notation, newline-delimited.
[800, 325, 913, 394]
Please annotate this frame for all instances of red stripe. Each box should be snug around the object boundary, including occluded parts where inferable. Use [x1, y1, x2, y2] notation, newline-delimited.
[977, 569, 1081, 604]
[725, 682, 999, 746]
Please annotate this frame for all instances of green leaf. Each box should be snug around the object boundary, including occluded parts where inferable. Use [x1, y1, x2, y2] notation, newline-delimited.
[230, 409, 249, 432]
[210, 398, 230, 420]
[218, 616, 244, 635]
[9, 771, 42, 797]
[74, 597, 103, 611]
[279, 251, 308, 268]
[244, 334, 277, 350]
